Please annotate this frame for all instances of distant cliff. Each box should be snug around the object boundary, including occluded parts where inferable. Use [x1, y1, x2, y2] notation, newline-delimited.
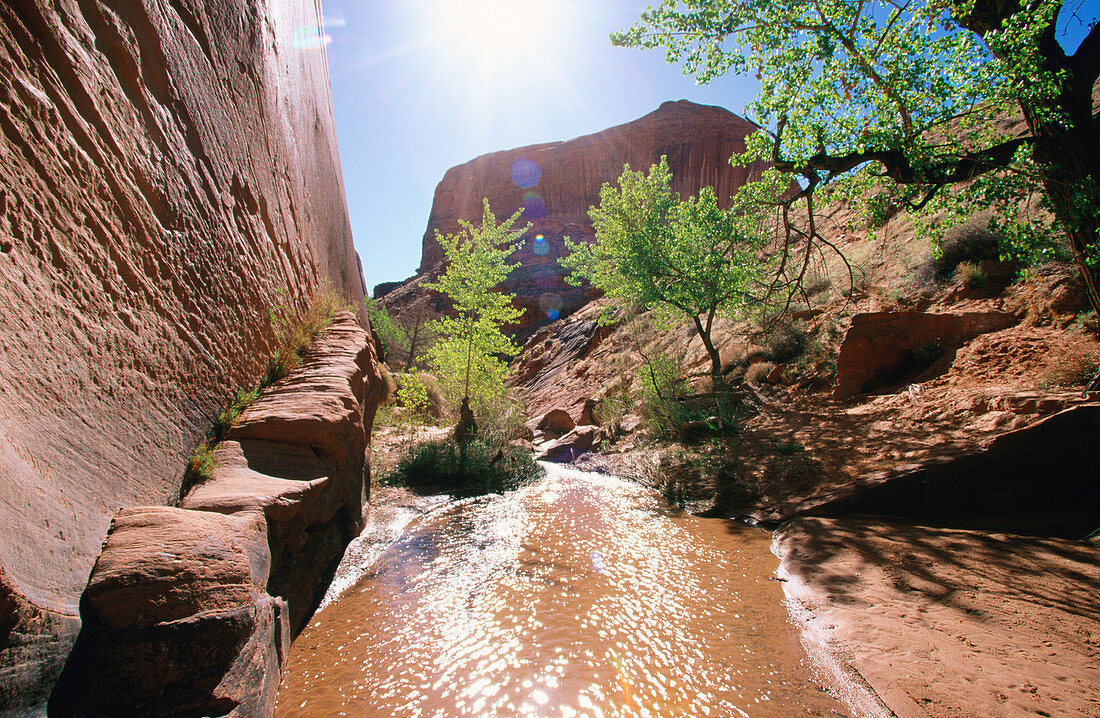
[401, 101, 768, 333]
[0, 0, 368, 712]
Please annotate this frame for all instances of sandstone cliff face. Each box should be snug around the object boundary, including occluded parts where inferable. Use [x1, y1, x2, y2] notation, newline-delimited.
[0, 1, 365, 712]
[50, 314, 380, 717]
[400, 101, 766, 333]
[420, 100, 765, 271]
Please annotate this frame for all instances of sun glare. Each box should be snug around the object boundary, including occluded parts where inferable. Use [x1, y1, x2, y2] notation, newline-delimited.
[432, 0, 565, 65]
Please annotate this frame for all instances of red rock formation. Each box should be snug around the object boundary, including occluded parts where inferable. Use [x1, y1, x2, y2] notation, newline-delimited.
[0, 1, 368, 711]
[419, 100, 766, 271]
[50, 313, 380, 717]
[833, 312, 1020, 400]
[389, 101, 767, 336]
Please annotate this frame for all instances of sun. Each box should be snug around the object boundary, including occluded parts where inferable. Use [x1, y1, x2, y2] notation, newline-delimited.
[431, 0, 565, 66]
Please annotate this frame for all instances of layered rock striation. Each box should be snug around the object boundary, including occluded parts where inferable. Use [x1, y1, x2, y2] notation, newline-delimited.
[49, 313, 382, 717]
[385, 101, 767, 334]
[0, 0, 367, 712]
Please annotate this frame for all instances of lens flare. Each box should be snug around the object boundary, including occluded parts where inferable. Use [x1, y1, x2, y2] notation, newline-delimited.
[532, 235, 549, 256]
[293, 26, 332, 49]
[523, 193, 547, 220]
[539, 292, 563, 320]
[511, 159, 541, 188]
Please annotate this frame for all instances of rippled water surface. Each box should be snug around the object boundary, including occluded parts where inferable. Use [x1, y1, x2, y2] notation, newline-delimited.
[276, 464, 847, 717]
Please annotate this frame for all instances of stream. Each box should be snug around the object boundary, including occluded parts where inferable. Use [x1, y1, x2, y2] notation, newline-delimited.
[275, 463, 848, 717]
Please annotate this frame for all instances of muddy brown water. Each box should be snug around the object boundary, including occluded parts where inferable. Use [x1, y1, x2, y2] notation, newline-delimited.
[276, 463, 848, 717]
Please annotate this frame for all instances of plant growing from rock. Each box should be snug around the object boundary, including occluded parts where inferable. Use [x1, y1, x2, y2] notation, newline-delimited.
[180, 287, 352, 498]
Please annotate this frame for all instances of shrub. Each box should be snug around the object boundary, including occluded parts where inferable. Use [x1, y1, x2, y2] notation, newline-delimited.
[394, 370, 432, 423]
[593, 390, 630, 435]
[380, 438, 544, 495]
[638, 353, 742, 440]
[911, 338, 946, 366]
[932, 226, 1000, 281]
[956, 261, 987, 288]
[762, 323, 807, 363]
[1038, 353, 1100, 388]
[744, 361, 775, 384]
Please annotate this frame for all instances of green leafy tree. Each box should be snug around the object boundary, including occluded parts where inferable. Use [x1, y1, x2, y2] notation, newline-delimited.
[561, 156, 780, 384]
[614, 0, 1100, 319]
[426, 200, 526, 413]
[364, 298, 408, 365]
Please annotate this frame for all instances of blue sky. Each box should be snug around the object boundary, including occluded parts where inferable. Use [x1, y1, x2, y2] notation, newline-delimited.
[320, 1, 760, 293]
[320, 1, 1099, 293]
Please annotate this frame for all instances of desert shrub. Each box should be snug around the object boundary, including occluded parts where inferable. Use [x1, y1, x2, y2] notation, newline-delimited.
[956, 261, 987, 288]
[744, 361, 775, 384]
[593, 389, 631, 435]
[911, 338, 946, 366]
[655, 444, 761, 512]
[476, 391, 531, 443]
[381, 438, 544, 495]
[639, 354, 742, 440]
[394, 370, 432, 423]
[932, 226, 1000, 281]
[762, 323, 808, 363]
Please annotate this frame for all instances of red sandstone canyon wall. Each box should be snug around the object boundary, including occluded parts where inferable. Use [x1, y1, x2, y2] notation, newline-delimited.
[0, 1, 366, 710]
[403, 101, 767, 333]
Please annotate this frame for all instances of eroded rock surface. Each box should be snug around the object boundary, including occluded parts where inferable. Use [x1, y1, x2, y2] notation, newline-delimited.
[0, 0, 365, 710]
[50, 314, 380, 717]
[384, 101, 768, 336]
[833, 311, 1019, 400]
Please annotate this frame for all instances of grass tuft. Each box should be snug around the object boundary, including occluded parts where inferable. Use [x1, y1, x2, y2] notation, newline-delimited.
[380, 438, 544, 496]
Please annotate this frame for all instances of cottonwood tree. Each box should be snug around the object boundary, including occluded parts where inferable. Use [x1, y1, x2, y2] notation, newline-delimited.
[614, 0, 1100, 319]
[364, 298, 408, 365]
[426, 200, 526, 420]
[560, 156, 782, 385]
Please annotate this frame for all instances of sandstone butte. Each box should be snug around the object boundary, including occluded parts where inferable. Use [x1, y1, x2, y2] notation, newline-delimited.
[0, 1, 379, 714]
[385, 100, 770, 334]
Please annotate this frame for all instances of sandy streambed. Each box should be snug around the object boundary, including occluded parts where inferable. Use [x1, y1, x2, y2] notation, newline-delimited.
[776, 517, 1100, 718]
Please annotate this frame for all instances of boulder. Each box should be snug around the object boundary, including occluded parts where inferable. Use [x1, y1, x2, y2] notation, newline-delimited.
[833, 311, 1018, 400]
[48, 507, 287, 718]
[535, 409, 576, 437]
[790, 404, 1100, 538]
[229, 313, 374, 523]
[578, 398, 600, 426]
[50, 315, 379, 714]
[536, 426, 600, 463]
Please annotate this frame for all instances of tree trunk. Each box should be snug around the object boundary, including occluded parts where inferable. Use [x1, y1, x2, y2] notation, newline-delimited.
[1028, 123, 1100, 321]
[1017, 34, 1100, 324]
[692, 317, 724, 387]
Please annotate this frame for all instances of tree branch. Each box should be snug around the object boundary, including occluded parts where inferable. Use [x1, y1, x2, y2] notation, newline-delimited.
[773, 136, 1034, 185]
